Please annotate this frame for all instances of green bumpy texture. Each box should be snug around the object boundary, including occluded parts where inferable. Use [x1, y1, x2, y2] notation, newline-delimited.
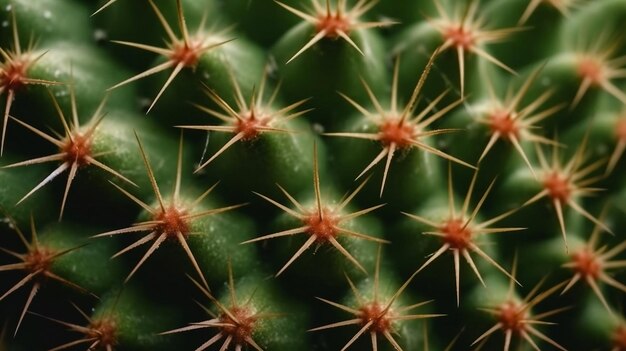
[1, 0, 626, 350]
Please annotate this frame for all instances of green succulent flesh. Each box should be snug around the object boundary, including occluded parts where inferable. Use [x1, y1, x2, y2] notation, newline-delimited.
[1, 0, 626, 350]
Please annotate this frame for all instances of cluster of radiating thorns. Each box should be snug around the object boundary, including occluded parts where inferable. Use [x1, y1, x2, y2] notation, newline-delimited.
[1, 0, 626, 350]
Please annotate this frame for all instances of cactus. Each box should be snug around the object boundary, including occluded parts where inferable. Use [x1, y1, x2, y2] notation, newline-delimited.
[2, 0, 626, 350]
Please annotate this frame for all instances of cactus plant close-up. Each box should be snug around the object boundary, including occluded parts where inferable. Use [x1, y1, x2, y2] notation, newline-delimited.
[3, 0, 626, 350]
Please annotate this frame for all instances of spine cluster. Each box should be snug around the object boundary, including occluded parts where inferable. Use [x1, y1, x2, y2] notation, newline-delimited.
[1, 0, 626, 350]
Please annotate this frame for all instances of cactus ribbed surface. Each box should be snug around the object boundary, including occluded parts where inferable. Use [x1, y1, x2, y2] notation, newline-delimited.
[2, 0, 626, 350]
